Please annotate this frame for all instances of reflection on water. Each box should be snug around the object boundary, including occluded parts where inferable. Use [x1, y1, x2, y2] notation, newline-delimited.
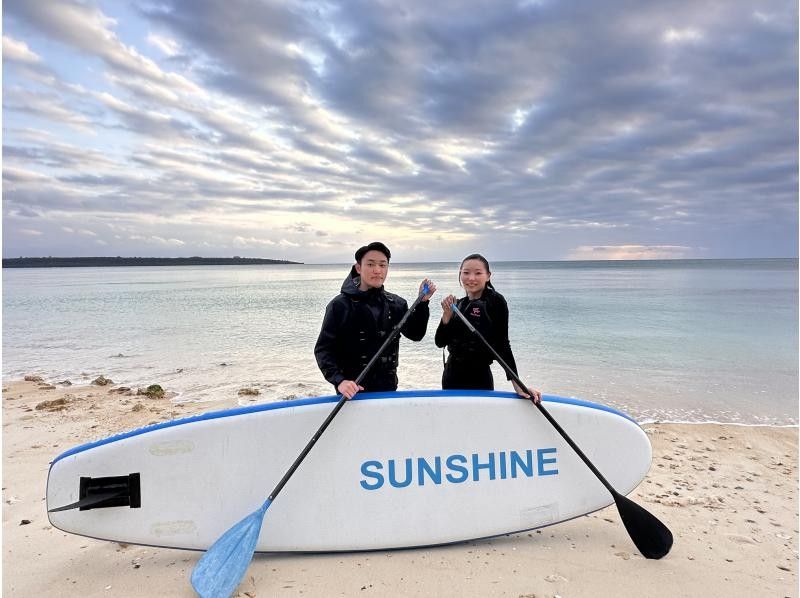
[3, 260, 797, 425]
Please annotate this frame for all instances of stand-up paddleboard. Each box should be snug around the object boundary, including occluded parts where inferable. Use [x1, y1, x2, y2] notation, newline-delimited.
[47, 390, 651, 552]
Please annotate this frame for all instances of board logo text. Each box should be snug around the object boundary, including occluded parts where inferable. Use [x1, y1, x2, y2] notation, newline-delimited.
[360, 448, 558, 490]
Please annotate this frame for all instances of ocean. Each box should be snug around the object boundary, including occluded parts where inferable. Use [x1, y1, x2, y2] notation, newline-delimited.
[2, 259, 797, 425]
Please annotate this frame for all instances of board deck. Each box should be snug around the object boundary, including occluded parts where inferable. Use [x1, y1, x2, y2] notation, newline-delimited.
[47, 390, 652, 551]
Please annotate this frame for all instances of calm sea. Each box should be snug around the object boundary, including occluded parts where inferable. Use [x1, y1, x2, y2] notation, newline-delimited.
[2, 259, 797, 425]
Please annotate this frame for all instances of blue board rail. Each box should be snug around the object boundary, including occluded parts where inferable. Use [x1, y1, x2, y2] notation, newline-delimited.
[50, 390, 637, 466]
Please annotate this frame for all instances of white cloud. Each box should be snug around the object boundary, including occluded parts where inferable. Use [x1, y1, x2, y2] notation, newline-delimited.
[147, 33, 180, 57]
[663, 27, 704, 44]
[3, 35, 41, 64]
[129, 235, 186, 246]
[4, 87, 94, 131]
[233, 236, 277, 247]
[159, 237, 186, 246]
[566, 245, 695, 260]
[3, 166, 54, 183]
[2, 0, 796, 261]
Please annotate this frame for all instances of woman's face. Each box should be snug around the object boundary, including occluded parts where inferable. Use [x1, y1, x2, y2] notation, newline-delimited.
[459, 259, 490, 296]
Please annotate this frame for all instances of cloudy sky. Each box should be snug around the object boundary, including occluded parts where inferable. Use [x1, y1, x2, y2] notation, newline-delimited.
[3, 0, 797, 263]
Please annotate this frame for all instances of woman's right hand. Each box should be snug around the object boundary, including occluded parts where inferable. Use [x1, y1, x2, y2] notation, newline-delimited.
[512, 380, 541, 403]
[440, 294, 457, 324]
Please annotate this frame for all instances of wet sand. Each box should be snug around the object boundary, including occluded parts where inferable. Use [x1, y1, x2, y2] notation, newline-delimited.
[3, 378, 797, 597]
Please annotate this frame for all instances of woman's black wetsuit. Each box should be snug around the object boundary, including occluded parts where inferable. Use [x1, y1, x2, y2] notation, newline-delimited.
[434, 286, 519, 390]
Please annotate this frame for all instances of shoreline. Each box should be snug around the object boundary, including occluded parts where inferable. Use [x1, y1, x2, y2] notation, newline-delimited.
[639, 420, 800, 428]
[4, 374, 796, 428]
[3, 378, 798, 597]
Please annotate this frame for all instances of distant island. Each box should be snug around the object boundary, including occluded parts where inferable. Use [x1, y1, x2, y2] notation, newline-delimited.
[2, 257, 302, 268]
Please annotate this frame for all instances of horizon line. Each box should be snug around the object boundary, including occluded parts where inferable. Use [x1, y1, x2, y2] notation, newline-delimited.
[3, 255, 797, 264]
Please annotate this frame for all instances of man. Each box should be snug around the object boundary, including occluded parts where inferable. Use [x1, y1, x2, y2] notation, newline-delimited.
[315, 241, 436, 399]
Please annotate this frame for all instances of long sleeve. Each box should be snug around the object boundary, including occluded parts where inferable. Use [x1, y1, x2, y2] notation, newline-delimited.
[314, 299, 347, 388]
[400, 300, 430, 341]
[434, 296, 471, 350]
[434, 318, 453, 348]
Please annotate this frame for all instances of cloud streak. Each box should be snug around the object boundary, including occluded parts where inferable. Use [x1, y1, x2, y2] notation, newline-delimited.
[3, 0, 797, 262]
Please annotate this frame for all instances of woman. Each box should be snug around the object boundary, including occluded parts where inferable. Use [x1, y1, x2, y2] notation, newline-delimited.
[435, 254, 541, 402]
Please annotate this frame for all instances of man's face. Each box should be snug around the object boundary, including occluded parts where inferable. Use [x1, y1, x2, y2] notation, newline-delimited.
[355, 250, 389, 290]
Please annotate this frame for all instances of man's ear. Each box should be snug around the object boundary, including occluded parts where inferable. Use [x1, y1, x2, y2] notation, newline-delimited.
[354, 262, 362, 275]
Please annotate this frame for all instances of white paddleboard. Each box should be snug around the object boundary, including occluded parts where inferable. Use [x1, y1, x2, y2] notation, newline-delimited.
[47, 390, 652, 551]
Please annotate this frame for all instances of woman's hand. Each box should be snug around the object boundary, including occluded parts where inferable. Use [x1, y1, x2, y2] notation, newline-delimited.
[439, 294, 457, 324]
[512, 380, 541, 403]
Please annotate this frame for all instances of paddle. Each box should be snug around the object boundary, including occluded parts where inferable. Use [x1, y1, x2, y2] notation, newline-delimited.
[449, 303, 673, 559]
[191, 283, 431, 598]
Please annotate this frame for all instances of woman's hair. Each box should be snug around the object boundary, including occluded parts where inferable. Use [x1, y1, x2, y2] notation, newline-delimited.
[459, 253, 495, 289]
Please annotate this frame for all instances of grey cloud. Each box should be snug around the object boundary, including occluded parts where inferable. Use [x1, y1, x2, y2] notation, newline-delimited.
[5, 0, 197, 91]
[5, 205, 42, 218]
[60, 174, 136, 188]
[3, 142, 117, 171]
[2, 0, 795, 260]
[3, 87, 95, 130]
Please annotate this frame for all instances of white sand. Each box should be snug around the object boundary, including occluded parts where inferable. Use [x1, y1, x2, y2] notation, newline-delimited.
[3, 379, 797, 597]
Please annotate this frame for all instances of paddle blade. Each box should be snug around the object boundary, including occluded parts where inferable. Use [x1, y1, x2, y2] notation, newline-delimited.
[615, 493, 673, 559]
[191, 499, 271, 598]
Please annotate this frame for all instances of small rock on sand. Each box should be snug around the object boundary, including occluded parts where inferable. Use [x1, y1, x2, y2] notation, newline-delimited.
[614, 551, 631, 560]
[109, 387, 133, 395]
[35, 398, 69, 411]
[137, 385, 165, 399]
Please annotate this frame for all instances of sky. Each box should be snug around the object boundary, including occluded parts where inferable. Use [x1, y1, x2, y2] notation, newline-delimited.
[2, 0, 798, 263]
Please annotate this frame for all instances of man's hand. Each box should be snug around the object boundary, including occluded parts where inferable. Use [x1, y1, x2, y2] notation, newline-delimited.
[337, 380, 364, 400]
[419, 278, 437, 301]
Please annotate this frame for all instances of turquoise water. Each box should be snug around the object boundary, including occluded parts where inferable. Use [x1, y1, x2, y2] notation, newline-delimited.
[2, 259, 797, 425]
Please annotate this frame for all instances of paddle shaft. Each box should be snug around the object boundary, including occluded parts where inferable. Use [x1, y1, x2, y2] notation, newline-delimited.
[449, 304, 618, 497]
[267, 289, 429, 502]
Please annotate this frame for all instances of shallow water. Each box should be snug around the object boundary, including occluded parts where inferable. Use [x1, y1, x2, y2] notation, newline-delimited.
[3, 259, 797, 425]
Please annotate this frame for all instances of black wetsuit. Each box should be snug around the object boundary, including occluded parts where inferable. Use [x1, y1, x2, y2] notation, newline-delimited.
[314, 271, 430, 392]
[434, 286, 519, 390]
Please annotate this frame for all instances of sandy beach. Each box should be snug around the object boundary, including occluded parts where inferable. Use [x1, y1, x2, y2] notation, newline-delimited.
[3, 378, 797, 597]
